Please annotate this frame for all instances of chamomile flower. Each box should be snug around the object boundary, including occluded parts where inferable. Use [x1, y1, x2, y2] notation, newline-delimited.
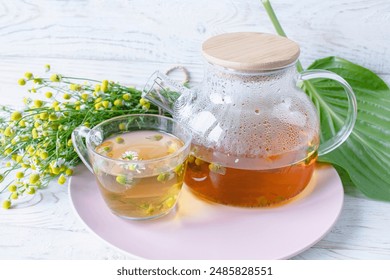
[121, 151, 140, 161]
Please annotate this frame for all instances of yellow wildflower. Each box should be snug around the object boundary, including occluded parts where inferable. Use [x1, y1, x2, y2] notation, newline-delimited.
[2, 200, 11, 209]
[51, 166, 60, 175]
[27, 146, 35, 155]
[40, 151, 49, 160]
[139, 98, 150, 110]
[33, 100, 43, 108]
[24, 72, 33, 79]
[4, 127, 13, 137]
[94, 103, 102, 110]
[50, 74, 61, 82]
[15, 155, 23, 163]
[49, 114, 57, 121]
[8, 185, 17, 192]
[118, 123, 126, 131]
[33, 78, 42, 84]
[114, 99, 123, 107]
[52, 101, 59, 108]
[69, 84, 81, 91]
[32, 128, 38, 139]
[16, 171, 24, 179]
[29, 173, 40, 184]
[139, 98, 148, 106]
[81, 93, 89, 101]
[10, 111, 22, 121]
[102, 100, 110, 108]
[18, 78, 26, 86]
[40, 112, 48, 120]
[26, 187, 36, 195]
[58, 174, 66, 185]
[65, 168, 73, 176]
[101, 80, 109, 92]
[122, 93, 131, 101]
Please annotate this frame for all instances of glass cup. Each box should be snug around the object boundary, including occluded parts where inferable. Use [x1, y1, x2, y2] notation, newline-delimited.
[71, 114, 192, 220]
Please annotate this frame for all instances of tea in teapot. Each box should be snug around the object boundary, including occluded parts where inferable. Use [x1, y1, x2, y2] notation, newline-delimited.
[144, 32, 357, 207]
[185, 144, 318, 207]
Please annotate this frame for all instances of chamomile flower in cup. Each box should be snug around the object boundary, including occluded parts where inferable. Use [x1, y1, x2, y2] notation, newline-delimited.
[72, 114, 192, 220]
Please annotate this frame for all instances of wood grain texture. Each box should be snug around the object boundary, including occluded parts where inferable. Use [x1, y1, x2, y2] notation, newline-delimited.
[1, 0, 389, 72]
[0, 0, 390, 260]
[201, 32, 300, 71]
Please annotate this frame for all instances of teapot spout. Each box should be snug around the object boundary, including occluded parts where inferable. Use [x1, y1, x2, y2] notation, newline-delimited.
[143, 71, 193, 115]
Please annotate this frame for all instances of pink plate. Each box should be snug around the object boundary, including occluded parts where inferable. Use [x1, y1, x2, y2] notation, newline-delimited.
[69, 164, 343, 259]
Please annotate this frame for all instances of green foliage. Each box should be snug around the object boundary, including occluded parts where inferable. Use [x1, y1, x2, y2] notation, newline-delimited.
[304, 57, 390, 200]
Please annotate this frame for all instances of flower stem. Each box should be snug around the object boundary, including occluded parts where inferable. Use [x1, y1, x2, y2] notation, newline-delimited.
[63, 76, 101, 83]
[261, 0, 304, 73]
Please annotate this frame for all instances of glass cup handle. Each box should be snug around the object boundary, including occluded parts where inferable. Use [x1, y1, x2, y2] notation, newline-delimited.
[71, 126, 94, 173]
[298, 69, 358, 156]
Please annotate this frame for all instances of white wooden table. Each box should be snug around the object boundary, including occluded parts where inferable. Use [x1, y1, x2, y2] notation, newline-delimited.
[1, 0, 390, 260]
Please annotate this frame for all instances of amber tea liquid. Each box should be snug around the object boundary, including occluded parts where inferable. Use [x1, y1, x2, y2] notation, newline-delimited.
[185, 151, 317, 207]
[93, 130, 186, 219]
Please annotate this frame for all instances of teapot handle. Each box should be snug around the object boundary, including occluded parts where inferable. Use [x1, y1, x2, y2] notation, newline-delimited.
[298, 70, 357, 156]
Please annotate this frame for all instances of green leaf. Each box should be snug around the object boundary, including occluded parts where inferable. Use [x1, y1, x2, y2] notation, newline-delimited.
[303, 56, 390, 200]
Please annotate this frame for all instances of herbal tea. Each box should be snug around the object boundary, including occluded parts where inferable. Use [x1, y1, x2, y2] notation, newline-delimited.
[93, 130, 186, 219]
[185, 148, 317, 207]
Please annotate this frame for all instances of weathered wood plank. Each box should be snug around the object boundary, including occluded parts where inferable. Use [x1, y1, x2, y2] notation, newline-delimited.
[0, 0, 389, 73]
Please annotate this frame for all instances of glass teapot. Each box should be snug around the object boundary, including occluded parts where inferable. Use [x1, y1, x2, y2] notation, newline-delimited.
[143, 32, 357, 207]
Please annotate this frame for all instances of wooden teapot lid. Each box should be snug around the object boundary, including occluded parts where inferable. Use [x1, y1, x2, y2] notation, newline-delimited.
[202, 32, 300, 72]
